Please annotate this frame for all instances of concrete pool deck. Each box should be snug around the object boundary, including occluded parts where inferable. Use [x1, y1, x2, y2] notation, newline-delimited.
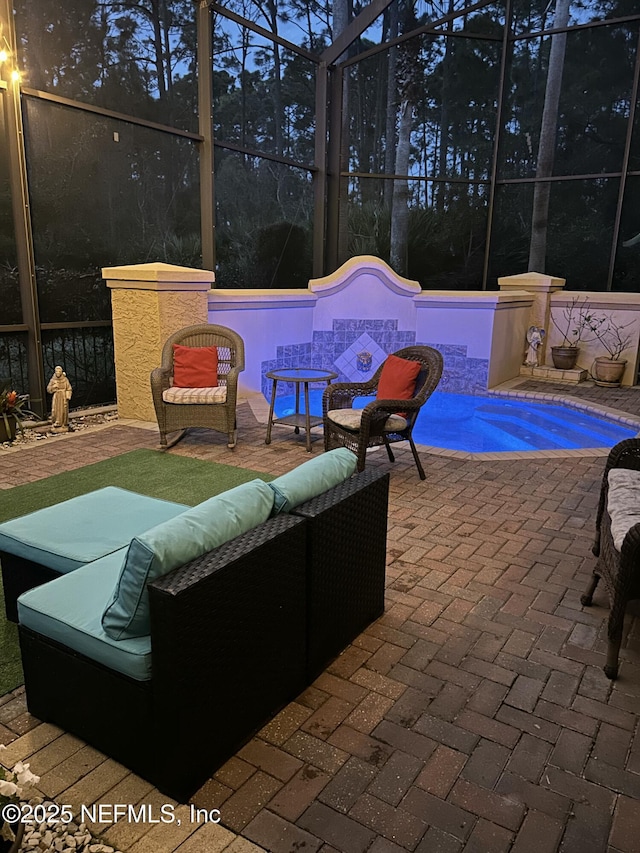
[1, 377, 640, 853]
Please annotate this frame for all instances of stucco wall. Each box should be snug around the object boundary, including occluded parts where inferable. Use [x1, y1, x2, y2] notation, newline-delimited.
[549, 292, 640, 385]
[105, 262, 212, 420]
[208, 258, 533, 397]
[110, 289, 209, 420]
[208, 290, 316, 395]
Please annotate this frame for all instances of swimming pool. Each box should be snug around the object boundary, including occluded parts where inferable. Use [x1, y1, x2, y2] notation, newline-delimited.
[272, 390, 637, 453]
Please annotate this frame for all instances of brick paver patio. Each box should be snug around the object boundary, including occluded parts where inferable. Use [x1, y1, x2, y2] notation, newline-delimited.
[1, 379, 640, 853]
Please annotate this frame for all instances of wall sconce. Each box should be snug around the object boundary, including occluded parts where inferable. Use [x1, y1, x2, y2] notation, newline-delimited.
[0, 43, 19, 90]
[0, 48, 6, 89]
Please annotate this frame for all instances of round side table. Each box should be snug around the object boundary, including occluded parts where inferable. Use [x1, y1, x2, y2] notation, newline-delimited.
[265, 367, 338, 452]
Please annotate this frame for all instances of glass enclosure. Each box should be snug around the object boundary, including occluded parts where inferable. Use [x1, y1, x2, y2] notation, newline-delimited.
[1, 0, 639, 410]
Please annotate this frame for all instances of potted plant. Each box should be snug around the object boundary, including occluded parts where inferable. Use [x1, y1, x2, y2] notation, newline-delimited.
[584, 315, 634, 387]
[0, 744, 40, 852]
[0, 379, 34, 443]
[549, 298, 598, 370]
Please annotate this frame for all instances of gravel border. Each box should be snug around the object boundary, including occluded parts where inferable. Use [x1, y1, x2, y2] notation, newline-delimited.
[12, 799, 123, 853]
[1, 410, 118, 452]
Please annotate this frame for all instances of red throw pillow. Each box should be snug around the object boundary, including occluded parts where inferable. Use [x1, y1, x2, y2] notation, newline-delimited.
[172, 345, 218, 388]
[376, 354, 421, 401]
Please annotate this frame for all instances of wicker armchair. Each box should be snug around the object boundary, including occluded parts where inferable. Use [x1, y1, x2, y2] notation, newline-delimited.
[581, 438, 640, 679]
[322, 346, 443, 480]
[151, 324, 245, 449]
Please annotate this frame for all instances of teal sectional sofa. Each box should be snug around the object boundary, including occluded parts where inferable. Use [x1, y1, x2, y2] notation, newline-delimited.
[0, 450, 389, 801]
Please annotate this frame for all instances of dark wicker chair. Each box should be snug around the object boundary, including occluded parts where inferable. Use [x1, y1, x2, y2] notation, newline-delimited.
[582, 438, 640, 679]
[151, 323, 245, 449]
[322, 345, 443, 480]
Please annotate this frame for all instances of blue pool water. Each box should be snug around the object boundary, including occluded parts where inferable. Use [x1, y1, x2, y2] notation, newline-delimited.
[273, 390, 637, 453]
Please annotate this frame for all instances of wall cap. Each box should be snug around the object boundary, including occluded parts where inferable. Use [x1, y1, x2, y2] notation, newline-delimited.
[415, 291, 533, 310]
[309, 255, 421, 297]
[103, 262, 215, 289]
[498, 271, 566, 291]
[209, 289, 316, 310]
[552, 291, 640, 310]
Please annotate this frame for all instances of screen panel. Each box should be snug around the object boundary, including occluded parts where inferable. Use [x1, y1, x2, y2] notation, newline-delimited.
[214, 149, 313, 288]
[344, 175, 489, 289]
[14, 0, 197, 132]
[23, 97, 200, 323]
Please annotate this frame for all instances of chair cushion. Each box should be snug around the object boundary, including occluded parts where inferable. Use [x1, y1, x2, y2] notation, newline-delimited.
[268, 448, 357, 515]
[162, 386, 227, 404]
[607, 468, 640, 551]
[327, 409, 407, 433]
[376, 354, 421, 401]
[0, 487, 189, 574]
[102, 479, 275, 640]
[172, 344, 219, 388]
[17, 549, 152, 682]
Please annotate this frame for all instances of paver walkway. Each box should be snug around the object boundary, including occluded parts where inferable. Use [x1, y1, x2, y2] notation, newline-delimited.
[1, 380, 640, 853]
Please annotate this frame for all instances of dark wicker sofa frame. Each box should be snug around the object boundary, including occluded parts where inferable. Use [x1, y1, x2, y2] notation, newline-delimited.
[150, 323, 245, 449]
[16, 469, 389, 801]
[294, 468, 389, 681]
[322, 345, 443, 480]
[3, 554, 59, 623]
[581, 438, 640, 679]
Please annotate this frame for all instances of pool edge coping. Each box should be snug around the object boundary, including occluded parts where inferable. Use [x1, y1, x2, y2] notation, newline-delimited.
[246, 386, 640, 460]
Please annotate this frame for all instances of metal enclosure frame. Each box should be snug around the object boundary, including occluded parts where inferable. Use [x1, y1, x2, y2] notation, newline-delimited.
[1, 0, 640, 411]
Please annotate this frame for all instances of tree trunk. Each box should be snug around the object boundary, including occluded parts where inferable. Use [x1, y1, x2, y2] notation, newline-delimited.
[528, 0, 571, 272]
[333, 0, 351, 263]
[149, 0, 167, 98]
[436, 0, 454, 212]
[390, 98, 413, 274]
[241, 27, 249, 152]
[388, 3, 419, 275]
[384, 3, 399, 210]
[266, 0, 284, 157]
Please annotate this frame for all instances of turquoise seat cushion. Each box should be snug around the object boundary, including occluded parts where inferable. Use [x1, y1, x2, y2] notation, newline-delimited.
[102, 479, 276, 640]
[268, 448, 357, 515]
[17, 549, 152, 682]
[0, 487, 188, 574]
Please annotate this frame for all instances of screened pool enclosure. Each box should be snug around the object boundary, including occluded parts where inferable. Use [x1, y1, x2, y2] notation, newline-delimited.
[1, 0, 640, 414]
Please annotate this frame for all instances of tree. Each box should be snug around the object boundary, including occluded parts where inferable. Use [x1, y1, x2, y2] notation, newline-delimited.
[389, 3, 420, 275]
[527, 0, 571, 272]
[383, 2, 399, 209]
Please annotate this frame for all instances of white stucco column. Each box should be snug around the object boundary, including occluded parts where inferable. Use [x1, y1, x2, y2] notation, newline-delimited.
[103, 262, 214, 420]
[498, 271, 566, 367]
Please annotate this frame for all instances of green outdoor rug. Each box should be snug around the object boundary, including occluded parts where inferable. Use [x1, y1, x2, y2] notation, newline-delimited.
[0, 580, 21, 698]
[0, 449, 273, 523]
[0, 449, 273, 696]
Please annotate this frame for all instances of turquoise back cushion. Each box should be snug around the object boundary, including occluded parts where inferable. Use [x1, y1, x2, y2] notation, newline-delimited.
[102, 479, 275, 640]
[268, 448, 357, 514]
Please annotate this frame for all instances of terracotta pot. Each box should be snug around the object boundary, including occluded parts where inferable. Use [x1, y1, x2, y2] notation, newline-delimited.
[551, 346, 579, 370]
[0, 417, 17, 443]
[593, 357, 626, 387]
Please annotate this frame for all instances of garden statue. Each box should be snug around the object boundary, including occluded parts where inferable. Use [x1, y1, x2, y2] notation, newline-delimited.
[524, 326, 545, 366]
[47, 366, 73, 431]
